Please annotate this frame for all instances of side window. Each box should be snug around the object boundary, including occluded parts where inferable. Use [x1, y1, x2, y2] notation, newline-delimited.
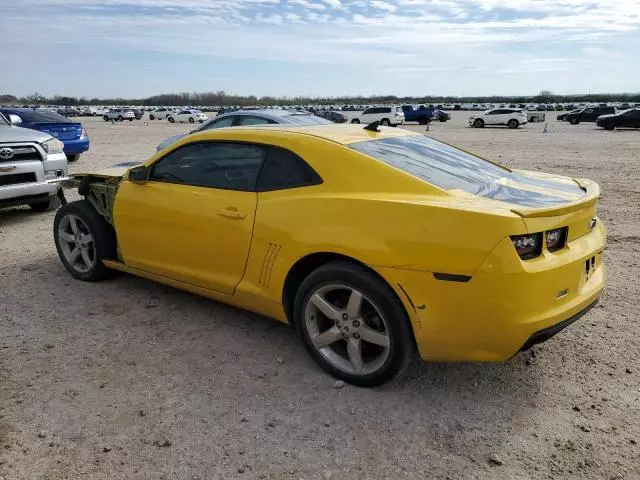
[236, 116, 276, 126]
[362, 108, 373, 115]
[200, 116, 235, 130]
[256, 147, 322, 191]
[150, 142, 266, 191]
[585, 109, 593, 113]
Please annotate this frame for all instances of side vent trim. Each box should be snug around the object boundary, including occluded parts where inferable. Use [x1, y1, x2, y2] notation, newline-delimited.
[259, 243, 282, 287]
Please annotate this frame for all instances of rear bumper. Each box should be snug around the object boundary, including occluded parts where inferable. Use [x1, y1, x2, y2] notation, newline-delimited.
[63, 138, 90, 155]
[375, 221, 606, 362]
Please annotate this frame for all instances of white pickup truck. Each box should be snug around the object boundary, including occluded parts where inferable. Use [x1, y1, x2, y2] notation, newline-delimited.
[0, 112, 68, 211]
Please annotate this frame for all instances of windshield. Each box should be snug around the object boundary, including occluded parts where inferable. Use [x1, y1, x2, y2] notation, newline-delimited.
[349, 135, 584, 206]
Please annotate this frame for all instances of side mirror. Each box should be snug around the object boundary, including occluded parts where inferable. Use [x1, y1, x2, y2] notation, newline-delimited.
[8, 114, 22, 126]
[128, 165, 149, 183]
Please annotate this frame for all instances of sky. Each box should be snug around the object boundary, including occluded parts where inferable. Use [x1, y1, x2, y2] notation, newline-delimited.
[2, 0, 640, 99]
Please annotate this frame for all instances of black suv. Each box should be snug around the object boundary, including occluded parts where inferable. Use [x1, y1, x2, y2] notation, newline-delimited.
[596, 108, 640, 130]
[564, 106, 615, 125]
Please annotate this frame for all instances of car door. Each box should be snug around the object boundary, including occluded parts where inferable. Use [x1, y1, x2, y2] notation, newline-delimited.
[113, 141, 266, 294]
[621, 109, 640, 127]
[485, 110, 500, 125]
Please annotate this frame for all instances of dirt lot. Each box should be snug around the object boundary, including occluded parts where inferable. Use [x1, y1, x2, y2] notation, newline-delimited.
[1, 114, 639, 480]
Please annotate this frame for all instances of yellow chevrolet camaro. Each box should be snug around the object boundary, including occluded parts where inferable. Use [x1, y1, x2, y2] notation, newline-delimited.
[54, 123, 606, 386]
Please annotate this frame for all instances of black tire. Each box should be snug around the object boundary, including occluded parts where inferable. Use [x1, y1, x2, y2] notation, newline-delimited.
[149, 115, 155, 120]
[168, 117, 175, 123]
[294, 261, 415, 387]
[67, 154, 79, 162]
[604, 125, 615, 131]
[474, 118, 484, 128]
[128, 119, 133, 122]
[439, 118, 447, 122]
[380, 119, 391, 127]
[103, 115, 109, 122]
[189, 117, 195, 123]
[508, 119, 519, 129]
[29, 194, 61, 212]
[530, 116, 538, 123]
[351, 119, 360, 124]
[569, 118, 579, 125]
[118, 116, 123, 122]
[53, 200, 117, 282]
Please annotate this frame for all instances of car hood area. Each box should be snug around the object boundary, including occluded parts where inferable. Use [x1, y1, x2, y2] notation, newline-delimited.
[0, 125, 52, 143]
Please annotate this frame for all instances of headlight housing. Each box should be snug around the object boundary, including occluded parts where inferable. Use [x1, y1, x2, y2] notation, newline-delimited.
[41, 137, 65, 155]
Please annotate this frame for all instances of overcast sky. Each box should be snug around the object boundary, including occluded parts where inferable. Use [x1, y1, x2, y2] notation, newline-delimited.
[2, 0, 639, 99]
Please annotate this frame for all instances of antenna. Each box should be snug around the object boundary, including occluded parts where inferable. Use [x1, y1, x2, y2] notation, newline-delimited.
[363, 120, 381, 132]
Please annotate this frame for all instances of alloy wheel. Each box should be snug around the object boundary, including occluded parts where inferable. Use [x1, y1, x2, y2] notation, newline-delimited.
[58, 214, 96, 274]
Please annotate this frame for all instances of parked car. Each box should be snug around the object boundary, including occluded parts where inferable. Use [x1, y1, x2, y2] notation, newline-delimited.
[149, 107, 175, 120]
[0, 108, 89, 162]
[350, 106, 405, 126]
[0, 112, 68, 211]
[401, 105, 435, 124]
[564, 106, 616, 125]
[596, 108, 640, 130]
[557, 109, 581, 121]
[103, 108, 135, 122]
[132, 108, 144, 120]
[526, 111, 545, 123]
[167, 109, 208, 124]
[316, 111, 347, 123]
[156, 109, 331, 151]
[468, 109, 528, 129]
[53, 124, 605, 386]
[432, 109, 451, 122]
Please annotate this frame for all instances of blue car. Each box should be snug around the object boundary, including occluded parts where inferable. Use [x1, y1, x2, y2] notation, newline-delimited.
[0, 108, 89, 162]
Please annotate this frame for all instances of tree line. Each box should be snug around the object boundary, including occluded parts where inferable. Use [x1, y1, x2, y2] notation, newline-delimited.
[2, 90, 639, 107]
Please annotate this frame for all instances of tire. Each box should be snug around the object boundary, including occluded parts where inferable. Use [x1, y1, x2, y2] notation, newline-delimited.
[53, 200, 117, 282]
[189, 117, 195, 123]
[569, 118, 579, 125]
[473, 119, 484, 128]
[604, 125, 615, 131]
[508, 119, 519, 129]
[67, 154, 79, 162]
[117, 116, 123, 122]
[103, 115, 109, 122]
[439, 118, 447, 122]
[29, 194, 61, 212]
[149, 115, 155, 120]
[530, 116, 538, 123]
[380, 119, 391, 127]
[168, 117, 175, 123]
[294, 261, 414, 387]
[351, 119, 360, 124]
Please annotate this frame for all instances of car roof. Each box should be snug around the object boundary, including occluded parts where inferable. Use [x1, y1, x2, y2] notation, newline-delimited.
[192, 123, 419, 146]
[216, 109, 319, 122]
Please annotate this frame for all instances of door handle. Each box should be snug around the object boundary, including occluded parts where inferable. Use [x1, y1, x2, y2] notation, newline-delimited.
[219, 208, 247, 220]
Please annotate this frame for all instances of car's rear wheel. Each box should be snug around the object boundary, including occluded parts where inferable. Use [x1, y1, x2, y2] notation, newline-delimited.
[29, 194, 61, 212]
[117, 116, 123, 122]
[508, 119, 519, 129]
[351, 119, 360, 124]
[149, 114, 155, 120]
[474, 118, 484, 128]
[380, 119, 391, 126]
[53, 200, 117, 282]
[294, 261, 414, 387]
[189, 117, 195, 123]
[168, 117, 175, 123]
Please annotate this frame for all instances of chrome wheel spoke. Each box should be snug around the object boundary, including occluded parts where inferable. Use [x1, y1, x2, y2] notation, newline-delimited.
[347, 337, 364, 373]
[79, 234, 93, 245]
[80, 248, 93, 267]
[60, 232, 75, 243]
[310, 293, 341, 321]
[68, 247, 81, 264]
[346, 289, 363, 318]
[359, 324, 390, 348]
[69, 216, 79, 234]
[312, 326, 342, 348]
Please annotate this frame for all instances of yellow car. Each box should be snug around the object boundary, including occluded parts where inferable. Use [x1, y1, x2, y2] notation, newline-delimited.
[54, 123, 606, 386]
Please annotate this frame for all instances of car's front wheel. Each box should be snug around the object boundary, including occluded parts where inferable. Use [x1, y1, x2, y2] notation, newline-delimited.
[53, 200, 117, 281]
[508, 119, 519, 129]
[189, 117, 195, 123]
[569, 118, 579, 125]
[149, 114, 155, 120]
[604, 124, 615, 131]
[168, 117, 175, 123]
[380, 119, 391, 126]
[294, 261, 414, 387]
[351, 119, 360, 124]
[103, 115, 109, 122]
[474, 118, 484, 128]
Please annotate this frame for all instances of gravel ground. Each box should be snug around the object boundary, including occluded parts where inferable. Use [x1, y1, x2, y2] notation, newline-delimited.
[1, 114, 639, 480]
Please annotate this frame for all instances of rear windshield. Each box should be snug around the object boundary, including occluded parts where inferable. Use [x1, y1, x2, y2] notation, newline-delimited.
[349, 135, 584, 204]
[284, 114, 331, 125]
[12, 109, 71, 123]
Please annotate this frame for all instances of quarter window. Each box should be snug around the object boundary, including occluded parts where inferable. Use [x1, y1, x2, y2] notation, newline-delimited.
[256, 147, 322, 191]
[150, 142, 266, 191]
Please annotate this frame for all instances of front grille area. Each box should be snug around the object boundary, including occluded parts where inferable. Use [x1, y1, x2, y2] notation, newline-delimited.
[0, 172, 37, 186]
[0, 145, 42, 162]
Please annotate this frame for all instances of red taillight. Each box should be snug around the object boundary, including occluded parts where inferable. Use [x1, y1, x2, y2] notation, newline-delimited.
[546, 227, 567, 252]
[80, 128, 87, 137]
[511, 233, 542, 260]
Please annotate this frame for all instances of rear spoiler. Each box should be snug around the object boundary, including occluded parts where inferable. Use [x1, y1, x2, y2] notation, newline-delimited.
[511, 179, 600, 218]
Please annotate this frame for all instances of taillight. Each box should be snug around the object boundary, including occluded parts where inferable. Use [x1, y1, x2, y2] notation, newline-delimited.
[511, 233, 542, 260]
[546, 227, 567, 252]
[80, 128, 87, 137]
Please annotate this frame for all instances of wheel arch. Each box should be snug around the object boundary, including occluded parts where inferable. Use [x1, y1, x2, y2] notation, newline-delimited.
[281, 252, 411, 332]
